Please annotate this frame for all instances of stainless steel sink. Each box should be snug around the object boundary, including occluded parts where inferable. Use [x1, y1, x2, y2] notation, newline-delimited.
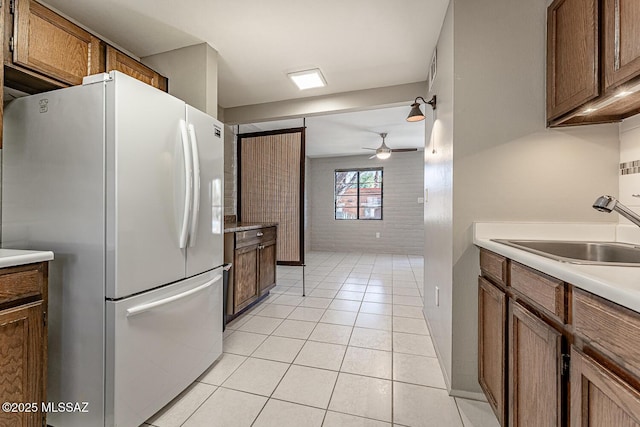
[492, 239, 640, 266]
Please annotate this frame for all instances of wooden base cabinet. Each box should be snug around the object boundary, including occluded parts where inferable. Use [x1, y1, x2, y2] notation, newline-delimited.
[224, 226, 277, 316]
[0, 262, 48, 427]
[478, 277, 507, 426]
[479, 248, 640, 427]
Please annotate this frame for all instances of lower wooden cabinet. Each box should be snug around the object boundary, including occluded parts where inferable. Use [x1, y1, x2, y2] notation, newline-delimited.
[479, 248, 640, 427]
[0, 262, 48, 427]
[478, 276, 507, 425]
[224, 226, 277, 316]
[570, 348, 640, 426]
[509, 301, 563, 427]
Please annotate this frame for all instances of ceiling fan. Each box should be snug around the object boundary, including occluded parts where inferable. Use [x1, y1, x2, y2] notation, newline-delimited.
[363, 133, 418, 159]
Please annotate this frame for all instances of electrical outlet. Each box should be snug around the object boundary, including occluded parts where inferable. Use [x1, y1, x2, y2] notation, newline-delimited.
[435, 286, 439, 306]
[375, 232, 380, 238]
[417, 197, 424, 203]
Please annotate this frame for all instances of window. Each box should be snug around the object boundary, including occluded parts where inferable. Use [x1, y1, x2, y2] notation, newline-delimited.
[335, 168, 383, 220]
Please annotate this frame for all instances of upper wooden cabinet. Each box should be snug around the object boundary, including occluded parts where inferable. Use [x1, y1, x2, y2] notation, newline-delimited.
[546, 0, 599, 122]
[106, 46, 168, 91]
[10, 0, 103, 86]
[4, 0, 166, 92]
[547, 0, 640, 126]
[603, 0, 640, 90]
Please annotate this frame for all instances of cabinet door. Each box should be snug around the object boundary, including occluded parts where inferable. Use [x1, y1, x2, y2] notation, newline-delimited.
[0, 301, 44, 427]
[13, 0, 102, 85]
[603, 0, 640, 90]
[546, 0, 599, 121]
[478, 277, 507, 426]
[234, 245, 259, 311]
[570, 348, 640, 426]
[106, 46, 168, 91]
[258, 241, 277, 294]
[509, 301, 563, 427]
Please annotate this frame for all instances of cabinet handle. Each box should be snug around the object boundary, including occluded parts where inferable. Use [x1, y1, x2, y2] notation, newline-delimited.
[258, 245, 264, 250]
[256, 232, 264, 237]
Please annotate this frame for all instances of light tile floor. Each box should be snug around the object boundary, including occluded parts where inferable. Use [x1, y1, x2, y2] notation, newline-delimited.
[143, 252, 499, 427]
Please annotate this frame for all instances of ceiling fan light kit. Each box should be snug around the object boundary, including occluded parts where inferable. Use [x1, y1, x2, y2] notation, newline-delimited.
[363, 132, 418, 160]
[406, 95, 437, 122]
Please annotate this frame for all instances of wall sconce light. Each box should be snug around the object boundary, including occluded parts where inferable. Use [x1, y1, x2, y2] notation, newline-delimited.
[406, 95, 437, 122]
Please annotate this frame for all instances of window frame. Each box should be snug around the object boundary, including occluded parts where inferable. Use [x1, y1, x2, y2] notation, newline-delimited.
[334, 167, 383, 220]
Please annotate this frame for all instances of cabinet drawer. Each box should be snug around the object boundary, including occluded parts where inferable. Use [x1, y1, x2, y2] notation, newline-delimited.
[236, 227, 276, 248]
[480, 249, 508, 287]
[573, 288, 640, 379]
[511, 262, 565, 323]
[0, 264, 45, 306]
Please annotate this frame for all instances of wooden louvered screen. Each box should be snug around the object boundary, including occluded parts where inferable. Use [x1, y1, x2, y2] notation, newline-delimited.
[238, 128, 305, 265]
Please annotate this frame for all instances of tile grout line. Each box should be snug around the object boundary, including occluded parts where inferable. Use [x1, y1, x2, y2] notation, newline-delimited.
[216, 253, 428, 426]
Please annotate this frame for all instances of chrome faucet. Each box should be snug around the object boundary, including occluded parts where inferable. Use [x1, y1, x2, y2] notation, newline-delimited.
[593, 195, 640, 228]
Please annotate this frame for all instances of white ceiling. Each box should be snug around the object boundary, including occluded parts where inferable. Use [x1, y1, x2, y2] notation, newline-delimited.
[240, 106, 426, 158]
[41, 0, 444, 157]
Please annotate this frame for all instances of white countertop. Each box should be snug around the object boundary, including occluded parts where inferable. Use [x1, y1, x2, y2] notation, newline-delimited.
[473, 222, 640, 313]
[0, 249, 54, 268]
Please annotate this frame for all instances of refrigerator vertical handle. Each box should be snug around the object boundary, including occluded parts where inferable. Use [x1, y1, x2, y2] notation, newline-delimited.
[179, 120, 193, 249]
[187, 123, 201, 247]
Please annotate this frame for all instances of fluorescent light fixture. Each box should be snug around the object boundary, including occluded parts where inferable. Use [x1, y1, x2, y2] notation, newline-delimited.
[288, 69, 327, 90]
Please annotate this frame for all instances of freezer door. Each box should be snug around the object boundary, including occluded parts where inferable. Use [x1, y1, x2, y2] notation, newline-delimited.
[185, 105, 224, 276]
[107, 72, 189, 299]
[106, 268, 223, 427]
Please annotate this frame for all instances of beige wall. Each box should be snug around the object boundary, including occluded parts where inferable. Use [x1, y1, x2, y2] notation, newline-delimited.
[222, 82, 426, 125]
[142, 43, 218, 117]
[423, 0, 455, 390]
[424, 0, 621, 396]
[309, 153, 424, 255]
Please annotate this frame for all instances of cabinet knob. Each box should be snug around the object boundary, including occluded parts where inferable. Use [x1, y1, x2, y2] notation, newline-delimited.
[256, 232, 264, 237]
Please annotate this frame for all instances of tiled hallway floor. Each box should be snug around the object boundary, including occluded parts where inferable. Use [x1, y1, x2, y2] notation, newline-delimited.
[143, 252, 499, 427]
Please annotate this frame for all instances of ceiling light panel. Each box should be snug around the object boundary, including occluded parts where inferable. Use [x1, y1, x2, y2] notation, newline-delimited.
[288, 68, 327, 90]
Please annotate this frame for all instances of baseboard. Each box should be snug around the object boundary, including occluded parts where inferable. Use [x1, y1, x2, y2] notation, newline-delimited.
[423, 310, 452, 391]
[449, 389, 488, 402]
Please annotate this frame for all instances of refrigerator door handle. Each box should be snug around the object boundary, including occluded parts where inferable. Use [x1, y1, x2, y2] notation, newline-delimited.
[187, 123, 201, 247]
[126, 274, 222, 317]
[178, 120, 193, 249]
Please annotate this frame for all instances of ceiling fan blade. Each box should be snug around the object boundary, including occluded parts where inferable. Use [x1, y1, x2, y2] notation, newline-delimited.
[390, 148, 418, 152]
[369, 154, 378, 159]
[362, 147, 377, 150]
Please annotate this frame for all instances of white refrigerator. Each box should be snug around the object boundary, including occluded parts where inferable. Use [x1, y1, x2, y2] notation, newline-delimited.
[2, 71, 224, 427]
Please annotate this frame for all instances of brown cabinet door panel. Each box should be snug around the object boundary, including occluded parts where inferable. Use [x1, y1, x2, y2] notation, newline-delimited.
[13, 0, 102, 85]
[258, 243, 277, 294]
[547, 0, 599, 120]
[234, 246, 258, 309]
[570, 348, 640, 426]
[603, 0, 640, 90]
[509, 301, 562, 427]
[478, 277, 507, 426]
[106, 46, 167, 91]
[0, 301, 44, 427]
